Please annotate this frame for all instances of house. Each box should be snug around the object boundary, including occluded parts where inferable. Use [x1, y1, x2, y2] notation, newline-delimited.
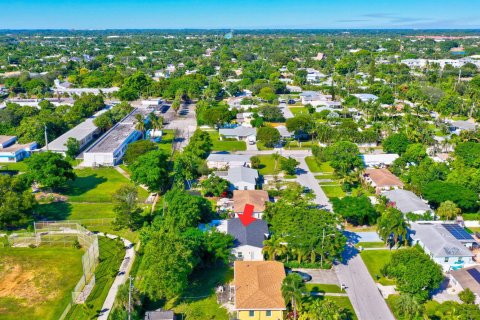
[276, 125, 294, 139]
[410, 222, 476, 271]
[0, 136, 37, 163]
[233, 190, 270, 219]
[224, 218, 269, 261]
[222, 166, 259, 190]
[299, 91, 331, 106]
[363, 168, 404, 194]
[219, 126, 256, 142]
[382, 189, 432, 215]
[286, 85, 302, 93]
[234, 261, 286, 320]
[353, 94, 379, 102]
[206, 153, 252, 169]
[449, 266, 480, 302]
[45, 109, 107, 156]
[362, 153, 399, 168]
[53, 79, 119, 96]
[450, 120, 477, 134]
[144, 309, 175, 320]
[236, 112, 254, 127]
[83, 108, 151, 167]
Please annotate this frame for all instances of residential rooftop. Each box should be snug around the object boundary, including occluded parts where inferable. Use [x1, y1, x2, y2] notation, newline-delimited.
[382, 189, 431, 214]
[227, 218, 269, 249]
[233, 190, 269, 213]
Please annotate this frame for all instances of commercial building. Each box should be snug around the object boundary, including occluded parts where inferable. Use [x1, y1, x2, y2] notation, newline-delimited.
[45, 109, 107, 156]
[0, 136, 37, 163]
[83, 108, 151, 167]
[410, 222, 476, 271]
[233, 261, 286, 320]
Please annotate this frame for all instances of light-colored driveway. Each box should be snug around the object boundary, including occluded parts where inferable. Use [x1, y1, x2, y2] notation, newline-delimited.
[294, 268, 339, 285]
[97, 235, 135, 320]
[279, 102, 294, 119]
[335, 248, 394, 320]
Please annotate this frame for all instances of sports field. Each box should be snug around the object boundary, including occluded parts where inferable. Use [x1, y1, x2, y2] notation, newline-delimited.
[0, 246, 83, 320]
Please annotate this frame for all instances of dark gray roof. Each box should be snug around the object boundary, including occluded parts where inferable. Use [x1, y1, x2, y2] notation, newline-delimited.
[145, 310, 175, 320]
[227, 218, 269, 248]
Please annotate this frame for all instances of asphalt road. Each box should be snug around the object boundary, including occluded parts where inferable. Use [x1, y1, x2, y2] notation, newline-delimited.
[279, 102, 294, 119]
[335, 247, 395, 320]
[295, 157, 332, 211]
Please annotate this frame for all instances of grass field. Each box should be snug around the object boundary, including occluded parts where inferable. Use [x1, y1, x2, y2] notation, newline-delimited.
[59, 168, 148, 203]
[256, 154, 287, 175]
[289, 106, 309, 116]
[206, 131, 247, 152]
[36, 202, 115, 221]
[164, 262, 232, 320]
[305, 156, 321, 173]
[0, 162, 28, 172]
[360, 250, 395, 286]
[0, 246, 84, 320]
[321, 185, 346, 198]
[356, 242, 385, 249]
[157, 129, 175, 154]
[66, 237, 125, 320]
[306, 283, 343, 293]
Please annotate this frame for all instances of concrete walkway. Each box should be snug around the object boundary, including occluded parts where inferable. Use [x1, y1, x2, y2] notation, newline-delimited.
[97, 234, 135, 320]
[335, 247, 394, 320]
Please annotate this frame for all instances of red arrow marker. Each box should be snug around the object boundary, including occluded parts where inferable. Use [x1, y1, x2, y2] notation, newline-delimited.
[238, 203, 256, 227]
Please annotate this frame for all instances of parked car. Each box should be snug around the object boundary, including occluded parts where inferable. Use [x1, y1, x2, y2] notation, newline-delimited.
[285, 268, 312, 282]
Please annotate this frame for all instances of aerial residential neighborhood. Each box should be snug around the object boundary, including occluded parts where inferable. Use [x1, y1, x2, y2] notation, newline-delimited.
[1, 1, 480, 320]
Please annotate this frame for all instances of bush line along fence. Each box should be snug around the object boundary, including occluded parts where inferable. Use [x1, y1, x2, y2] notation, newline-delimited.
[6, 221, 100, 320]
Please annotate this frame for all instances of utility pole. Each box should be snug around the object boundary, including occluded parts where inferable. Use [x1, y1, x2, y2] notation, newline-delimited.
[128, 276, 133, 320]
[44, 125, 49, 151]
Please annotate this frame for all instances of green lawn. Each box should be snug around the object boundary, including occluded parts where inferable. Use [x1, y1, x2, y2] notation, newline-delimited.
[305, 156, 322, 173]
[0, 246, 84, 320]
[207, 131, 247, 152]
[321, 185, 346, 198]
[66, 237, 125, 320]
[289, 106, 309, 116]
[87, 225, 140, 243]
[285, 140, 316, 150]
[164, 262, 232, 320]
[35, 202, 115, 221]
[256, 154, 287, 175]
[59, 168, 149, 203]
[0, 162, 28, 172]
[356, 242, 385, 249]
[315, 174, 336, 180]
[306, 283, 343, 293]
[360, 250, 395, 286]
[157, 129, 175, 154]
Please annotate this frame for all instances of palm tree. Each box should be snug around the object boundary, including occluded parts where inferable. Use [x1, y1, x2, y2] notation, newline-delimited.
[134, 114, 145, 139]
[262, 236, 287, 261]
[377, 207, 409, 247]
[281, 274, 306, 320]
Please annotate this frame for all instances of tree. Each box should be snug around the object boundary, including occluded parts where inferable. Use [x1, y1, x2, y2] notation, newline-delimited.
[383, 133, 409, 154]
[422, 181, 478, 212]
[459, 288, 476, 304]
[281, 273, 307, 320]
[65, 137, 80, 160]
[258, 86, 276, 102]
[200, 175, 228, 197]
[112, 184, 142, 230]
[300, 298, 352, 320]
[389, 294, 423, 320]
[286, 114, 314, 136]
[134, 114, 146, 139]
[257, 126, 281, 148]
[250, 156, 261, 169]
[184, 129, 213, 159]
[0, 175, 36, 228]
[383, 248, 443, 301]
[377, 207, 409, 247]
[130, 150, 170, 192]
[437, 200, 461, 221]
[455, 142, 480, 168]
[332, 196, 379, 226]
[123, 140, 158, 165]
[26, 152, 75, 189]
[324, 141, 363, 177]
[280, 157, 299, 175]
[262, 235, 287, 261]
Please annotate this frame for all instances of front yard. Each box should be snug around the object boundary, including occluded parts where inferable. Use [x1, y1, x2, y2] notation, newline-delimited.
[360, 250, 395, 286]
[206, 130, 247, 152]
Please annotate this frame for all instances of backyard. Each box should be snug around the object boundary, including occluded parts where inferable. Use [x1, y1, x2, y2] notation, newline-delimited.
[0, 246, 84, 320]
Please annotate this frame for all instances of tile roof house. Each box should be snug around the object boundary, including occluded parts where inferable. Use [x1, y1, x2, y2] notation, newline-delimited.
[227, 218, 269, 261]
[233, 190, 270, 219]
[410, 222, 476, 271]
[363, 168, 404, 194]
[382, 189, 432, 215]
[234, 261, 286, 319]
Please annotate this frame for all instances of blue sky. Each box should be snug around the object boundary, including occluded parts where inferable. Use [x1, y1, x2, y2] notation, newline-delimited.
[2, 0, 480, 29]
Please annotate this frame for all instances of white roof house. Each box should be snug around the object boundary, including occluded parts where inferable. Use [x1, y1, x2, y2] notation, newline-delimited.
[0, 136, 37, 163]
[362, 154, 399, 167]
[53, 79, 119, 96]
[206, 153, 252, 169]
[450, 120, 477, 133]
[410, 222, 476, 271]
[299, 91, 331, 106]
[382, 189, 432, 215]
[353, 94, 379, 102]
[222, 166, 259, 190]
[219, 127, 256, 141]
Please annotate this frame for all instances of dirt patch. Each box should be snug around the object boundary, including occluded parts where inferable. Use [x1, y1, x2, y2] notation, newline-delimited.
[0, 264, 49, 304]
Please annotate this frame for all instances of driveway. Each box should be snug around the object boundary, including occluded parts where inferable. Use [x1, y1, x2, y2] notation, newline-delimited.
[279, 102, 294, 119]
[294, 268, 339, 285]
[335, 247, 395, 320]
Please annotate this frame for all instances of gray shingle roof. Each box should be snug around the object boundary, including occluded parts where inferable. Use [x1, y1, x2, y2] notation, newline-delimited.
[207, 153, 252, 163]
[227, 218, 269, 248]
[219, 126, 256, 137]
[145, 310, 175, 320]
[382, 189, 431, 214]
[226, 166, 258, 185]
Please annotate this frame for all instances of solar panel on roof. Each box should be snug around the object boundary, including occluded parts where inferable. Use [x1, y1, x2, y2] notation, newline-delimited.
[467, 268, 480, 284]
[442, 224, 474, 241]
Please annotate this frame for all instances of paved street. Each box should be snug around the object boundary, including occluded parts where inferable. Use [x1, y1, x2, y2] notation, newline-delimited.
[335, 247, 395, 320]
[235, 149, 311, 157]
[279, 102, 294, 119]
[295, 157, 332, 210]
[164, 103, 197, 152]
